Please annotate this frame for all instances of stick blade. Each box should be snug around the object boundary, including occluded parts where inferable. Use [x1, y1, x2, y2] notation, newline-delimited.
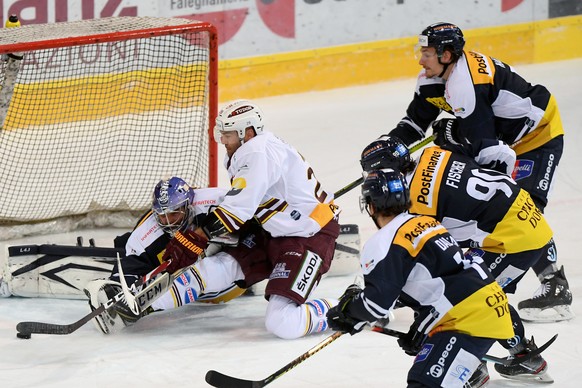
[16, 321, 72, 335]
[205, 370, 262, 388]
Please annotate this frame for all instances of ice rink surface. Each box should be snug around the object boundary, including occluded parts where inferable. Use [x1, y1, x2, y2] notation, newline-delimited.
[1, 58, 581, 387]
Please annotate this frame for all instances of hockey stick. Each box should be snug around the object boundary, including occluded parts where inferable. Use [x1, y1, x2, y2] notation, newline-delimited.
[371, 326, 558, 367]
[117, 254, 187, 316]
[333, 134, 436, 199]
[15, 259, 173, 336]
[205, 331, 343, 388]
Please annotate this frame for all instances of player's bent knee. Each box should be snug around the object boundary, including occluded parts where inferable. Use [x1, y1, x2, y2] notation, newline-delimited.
[265, 295, 305, 339]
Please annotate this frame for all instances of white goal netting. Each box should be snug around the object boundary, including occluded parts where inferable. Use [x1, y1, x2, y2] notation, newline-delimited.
[0, 17, 217, 240]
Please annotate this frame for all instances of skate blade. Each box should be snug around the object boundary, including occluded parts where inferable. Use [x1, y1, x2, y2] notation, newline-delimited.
[463, 372, 490, 387]
[498, 371, 554, 384]
[519, 305, 575, 322]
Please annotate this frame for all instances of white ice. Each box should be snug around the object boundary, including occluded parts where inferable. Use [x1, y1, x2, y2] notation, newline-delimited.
[1, 58, 581, 387]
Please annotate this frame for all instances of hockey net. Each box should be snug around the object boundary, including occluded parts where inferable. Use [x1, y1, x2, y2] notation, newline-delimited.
[0, 17, 218, 240]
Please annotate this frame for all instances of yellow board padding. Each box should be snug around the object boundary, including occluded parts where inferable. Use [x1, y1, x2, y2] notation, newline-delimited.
[218, 15, 582, 101]
[3, 63, 208, 129]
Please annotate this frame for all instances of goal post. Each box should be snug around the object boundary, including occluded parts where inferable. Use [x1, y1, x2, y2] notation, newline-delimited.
[0, 17, 218, 240]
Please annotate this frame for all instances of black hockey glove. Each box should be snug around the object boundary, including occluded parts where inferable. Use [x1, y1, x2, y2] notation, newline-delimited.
[326, 284, 366, 335]
[397, 323, 428, 356]
[432, 118, 463, 147]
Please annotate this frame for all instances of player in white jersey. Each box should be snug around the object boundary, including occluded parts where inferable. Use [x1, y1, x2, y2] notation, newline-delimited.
[171, 99, 342, 339]
[385, 22, 571, 322]
[327, 168, 514, 387]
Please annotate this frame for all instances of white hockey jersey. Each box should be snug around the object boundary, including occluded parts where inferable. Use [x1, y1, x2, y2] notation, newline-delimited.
[215, 131, 339, 238]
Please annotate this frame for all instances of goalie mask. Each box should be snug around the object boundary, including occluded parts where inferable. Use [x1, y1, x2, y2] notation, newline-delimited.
[214, 99, 265, 144]
[152, 177, 195, 236]
[360, 136, 415, 174]
[360, 168, 411, 221]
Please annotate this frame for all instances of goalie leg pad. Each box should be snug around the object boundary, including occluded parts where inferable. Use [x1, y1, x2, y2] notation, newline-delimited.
[3, 246, 114, 299]
[326, 224, 361, 277]
[0, 275, 10, 297]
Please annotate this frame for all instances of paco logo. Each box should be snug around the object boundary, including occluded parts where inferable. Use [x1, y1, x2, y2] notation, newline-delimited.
[429, 336, 457, 378]
[538, 153, 554, 191]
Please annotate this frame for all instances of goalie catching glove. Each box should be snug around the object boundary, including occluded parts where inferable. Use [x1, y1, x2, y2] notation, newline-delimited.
[162, 230, 208, 274]
[326, 284, 367, 335]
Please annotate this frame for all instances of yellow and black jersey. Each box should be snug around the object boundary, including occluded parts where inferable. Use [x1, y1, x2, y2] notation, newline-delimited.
[408, 146, 552, 253]
[347, 212, 514, 340]
[389, 51, 563, 156]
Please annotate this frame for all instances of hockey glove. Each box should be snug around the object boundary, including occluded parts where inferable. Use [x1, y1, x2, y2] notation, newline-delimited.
[433, 118, 463, 147]
[163, 230, 208, 274]
[397, 323, 428, 356]
[326, 284, 366, 335]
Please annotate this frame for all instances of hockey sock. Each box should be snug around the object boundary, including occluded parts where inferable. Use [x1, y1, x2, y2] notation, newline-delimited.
[531, 238, 558, 278]
[304, 298, 337, 336]
[498, 304, 526, 351]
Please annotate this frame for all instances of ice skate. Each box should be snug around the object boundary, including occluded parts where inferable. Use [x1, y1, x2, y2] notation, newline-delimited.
[464, 361, 489, 387]
[494, 337, 553, 383]
[518, 266, 574, 322]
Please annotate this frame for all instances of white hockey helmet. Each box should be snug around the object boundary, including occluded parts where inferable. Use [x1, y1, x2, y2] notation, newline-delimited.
[214, 99, 264, 143]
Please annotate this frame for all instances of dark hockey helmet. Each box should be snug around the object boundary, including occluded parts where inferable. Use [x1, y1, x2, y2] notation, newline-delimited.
[360, 168, 410, 216]
[418, 22, 465, 59]
[360, 136, 415, 174]
[152, 176, 195, 236]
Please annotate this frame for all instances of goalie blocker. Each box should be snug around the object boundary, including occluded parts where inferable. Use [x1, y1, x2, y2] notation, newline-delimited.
[1, 225, 361, 299]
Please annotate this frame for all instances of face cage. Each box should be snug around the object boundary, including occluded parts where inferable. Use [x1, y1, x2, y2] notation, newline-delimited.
[153, 205, 191, 237]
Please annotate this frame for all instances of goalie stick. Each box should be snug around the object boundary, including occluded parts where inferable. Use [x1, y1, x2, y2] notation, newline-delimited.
[15, 259, 173, 336]
[205, 331, 344, 388]
[370, 326, 558, 367]
[333, 134, 435, 199]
